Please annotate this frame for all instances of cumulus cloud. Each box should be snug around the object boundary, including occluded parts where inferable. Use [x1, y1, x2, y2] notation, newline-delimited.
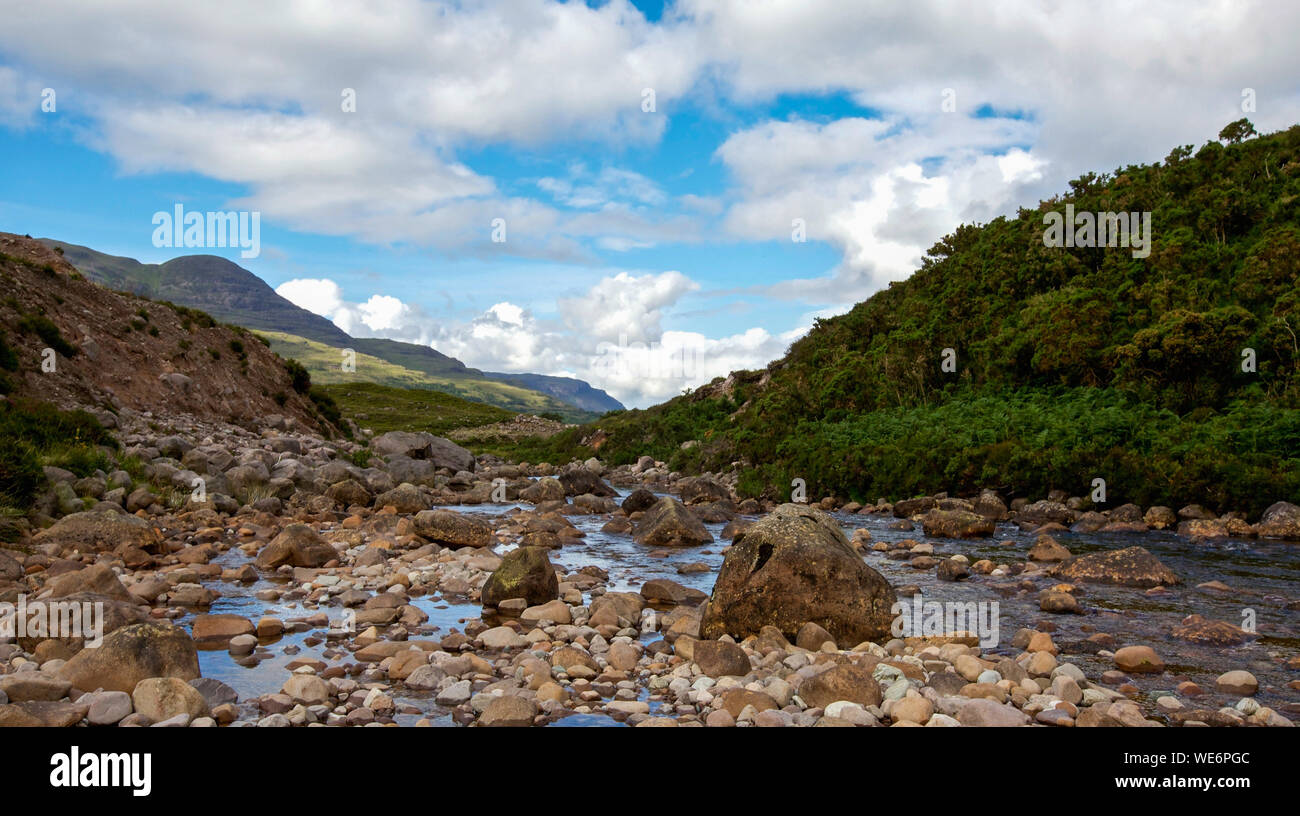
[7, 0, 1300, 404]
[715, 114, 1047, 301]
[277, 269, 792, 408]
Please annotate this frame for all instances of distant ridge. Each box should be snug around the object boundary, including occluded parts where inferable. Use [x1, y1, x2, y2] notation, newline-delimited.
[40, 239, 625, 415]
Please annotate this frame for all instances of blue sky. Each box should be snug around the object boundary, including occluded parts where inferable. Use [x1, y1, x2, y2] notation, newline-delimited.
[2, 1, 1297, 406]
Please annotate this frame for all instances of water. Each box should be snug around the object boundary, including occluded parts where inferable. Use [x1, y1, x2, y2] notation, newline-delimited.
[185, 487, 1300, 723]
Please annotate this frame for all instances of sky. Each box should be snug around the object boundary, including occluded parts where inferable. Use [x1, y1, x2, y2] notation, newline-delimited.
[1, 0, 1298, 408]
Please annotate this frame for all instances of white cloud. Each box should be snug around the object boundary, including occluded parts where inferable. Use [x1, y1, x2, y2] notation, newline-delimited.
[276, 269, 792, 408]
[275, 278, 345, 317]
[716, 115, 1047, 301]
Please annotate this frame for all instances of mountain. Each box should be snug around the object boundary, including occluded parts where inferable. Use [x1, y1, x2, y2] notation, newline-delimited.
[0, 233, 327, 431]
[38, 240, 624, 416]
[497, 120, 1300, 516]
[256, 330, 588, 418]
[481, 371, 623, 414]
[44, 242, 353, 346]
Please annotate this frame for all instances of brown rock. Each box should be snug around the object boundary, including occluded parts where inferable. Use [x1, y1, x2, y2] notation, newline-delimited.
[701, 504, 896, 646]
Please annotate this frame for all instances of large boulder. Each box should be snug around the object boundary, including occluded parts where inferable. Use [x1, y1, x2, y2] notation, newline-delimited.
[0, 549, 22, 581]
[558, 468, 616, 498]
[325, 479, 372, 507]
[59, 623, 200, 694]
[31, 511, 160, 556]
[921, 509, 995, 538]
[700, 504, 896, 645]
[372, 431, 475, 472]
[373, 482, 427, 513]
[893, 497, 937, 518]
[479, 695, 538, 727]
[693, 640, 751, 677]
[1051, 546, 1179, 588]
[132, 677, 210, 722]
[40, 563, 132, 601]
[798, 662, 882, 708]
[17, 593, 149, 654]
[1015, 500, 1075, 527]
[191, 614, 255, 645]
[621, 488, 658, 514]
[254, 524, 338, 569]
[1256, 501, 1300, 540]
[481, 547, 559, 607]
[677, 476, 731, 505]
[633, 497, 713, 547]
[519, 477, 566, 504]
[1027, 535, 1071, 562]
[413, 509, 492, 549]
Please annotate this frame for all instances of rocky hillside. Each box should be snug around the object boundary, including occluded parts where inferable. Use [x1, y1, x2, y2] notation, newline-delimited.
[41, 238, 625, 416]
[0, 233, 325, 431]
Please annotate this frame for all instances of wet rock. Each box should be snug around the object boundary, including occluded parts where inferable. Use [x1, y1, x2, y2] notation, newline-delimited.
[1215, 670, 1258, 696]
[1051, 546, 1179, 588]
[936, 558, 970, 581]
[281, 674, 332, 705]
[922, 509, 994, 538]
[557, 467, 615, 498]
[633, 497, 713, 547]
[191, 613, 255, 644]
[519, 478, 565, 504]
[481, 546, 559, 606]
[677, 476, 731, 505]
[1027, 535, 1071, 562]
[1039, 589, 1082, 614]
[621, 488, 658, 514]
[1143, 506, 1177, 529]
[1256, 501, 1300, 540]
[1113, 645, 1164, 674]
[1171, 614, 1255, 647]
[60, 623, 200, 694]
[254, 525, 338, 569]
[1016, 501, 1075, 528]
[893, 497, 937, 518]
[640, 578, 707, 606]
[412, 509, 492, 549]
[701, 504, 896, 645]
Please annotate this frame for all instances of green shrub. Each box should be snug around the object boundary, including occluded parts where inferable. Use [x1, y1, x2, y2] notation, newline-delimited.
[17, 315, 78, 358]
[284, 358, 311, 393]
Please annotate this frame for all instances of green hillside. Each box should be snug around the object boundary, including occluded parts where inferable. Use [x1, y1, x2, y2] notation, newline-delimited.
[260, 331, 596, 421]
[496, 120, 1300, 516]
[319, 382, 513, 437]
